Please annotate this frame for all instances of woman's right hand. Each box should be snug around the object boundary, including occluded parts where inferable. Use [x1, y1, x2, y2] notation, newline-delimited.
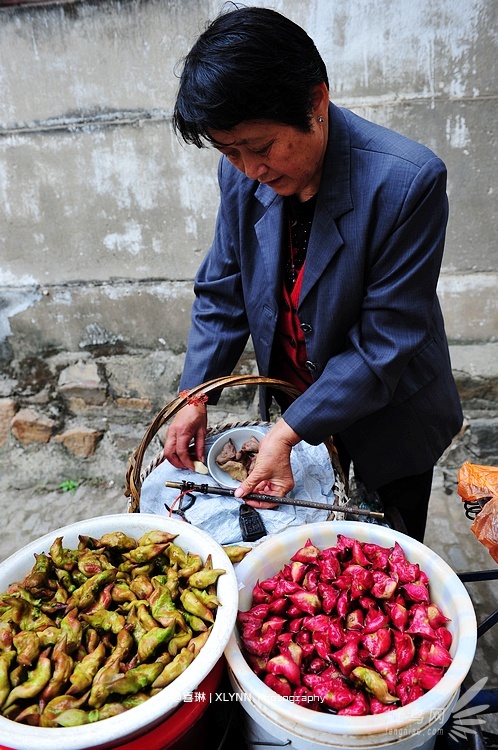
[163, 403, 207, 471]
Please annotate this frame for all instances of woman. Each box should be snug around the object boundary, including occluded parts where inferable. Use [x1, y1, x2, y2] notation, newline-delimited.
[163, 6, 463, 542]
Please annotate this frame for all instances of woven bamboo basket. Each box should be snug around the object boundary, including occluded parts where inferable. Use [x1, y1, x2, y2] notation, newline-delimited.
[125, 374, 348, 514]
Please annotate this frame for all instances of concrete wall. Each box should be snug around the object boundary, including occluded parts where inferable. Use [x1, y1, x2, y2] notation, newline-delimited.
[0, 0, 497, 490]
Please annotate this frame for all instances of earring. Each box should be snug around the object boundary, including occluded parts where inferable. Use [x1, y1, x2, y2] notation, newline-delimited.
[317, 116, 324, 123]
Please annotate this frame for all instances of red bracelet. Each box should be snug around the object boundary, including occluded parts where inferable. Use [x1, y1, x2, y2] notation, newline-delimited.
[179, 390, 208, 406]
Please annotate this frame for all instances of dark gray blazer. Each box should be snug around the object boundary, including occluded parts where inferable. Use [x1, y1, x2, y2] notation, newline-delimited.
[179, 102, 463, 489]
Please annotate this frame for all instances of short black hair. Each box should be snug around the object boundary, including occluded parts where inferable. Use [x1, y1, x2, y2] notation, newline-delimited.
[173, 5, 329, 148]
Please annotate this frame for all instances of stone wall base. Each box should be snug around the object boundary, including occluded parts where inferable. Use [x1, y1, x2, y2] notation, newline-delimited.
[1, 344, 497, 493]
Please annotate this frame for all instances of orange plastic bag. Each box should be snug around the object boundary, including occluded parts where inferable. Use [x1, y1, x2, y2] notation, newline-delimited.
[457, 461, 498, 502]
[457, 462, 498, 563]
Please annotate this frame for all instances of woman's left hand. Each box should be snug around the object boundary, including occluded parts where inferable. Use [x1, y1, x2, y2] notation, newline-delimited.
[234, 419, 301, 508]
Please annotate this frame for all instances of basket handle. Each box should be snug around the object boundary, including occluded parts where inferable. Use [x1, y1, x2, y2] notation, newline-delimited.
[125, 374, 346, 512]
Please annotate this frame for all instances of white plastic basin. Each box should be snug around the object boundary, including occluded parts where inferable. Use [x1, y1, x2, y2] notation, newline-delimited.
[224, 521, 477, 749]
[0, 513, 239, 750]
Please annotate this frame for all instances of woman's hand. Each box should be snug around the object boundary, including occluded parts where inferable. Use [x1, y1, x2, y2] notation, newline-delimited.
[234, 418, 301, 508]
[163, 403, 207, 471]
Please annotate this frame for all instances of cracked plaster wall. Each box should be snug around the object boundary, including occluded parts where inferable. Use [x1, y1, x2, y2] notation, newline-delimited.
[0, 0, 496, 362]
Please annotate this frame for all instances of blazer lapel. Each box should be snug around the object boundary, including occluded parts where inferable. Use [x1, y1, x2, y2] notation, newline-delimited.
[299, 207, 345, 304]
[254, 185, 285, 302]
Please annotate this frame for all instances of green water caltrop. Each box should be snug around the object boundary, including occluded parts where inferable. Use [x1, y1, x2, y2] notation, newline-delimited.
[0, 528, 238, 727]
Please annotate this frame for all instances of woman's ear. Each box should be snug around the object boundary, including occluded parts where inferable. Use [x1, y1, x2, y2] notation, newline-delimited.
[310, 82, 330, 118]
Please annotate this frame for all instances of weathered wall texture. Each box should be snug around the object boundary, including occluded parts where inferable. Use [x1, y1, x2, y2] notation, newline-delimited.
[0, 0, 497, 490]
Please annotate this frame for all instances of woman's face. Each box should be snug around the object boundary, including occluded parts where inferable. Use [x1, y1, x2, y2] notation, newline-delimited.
[209, 115, 328, 202]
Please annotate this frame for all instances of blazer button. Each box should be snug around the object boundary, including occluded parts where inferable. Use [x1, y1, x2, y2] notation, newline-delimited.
[300, 322, 313, 333]
[305, 360, 317, 371]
